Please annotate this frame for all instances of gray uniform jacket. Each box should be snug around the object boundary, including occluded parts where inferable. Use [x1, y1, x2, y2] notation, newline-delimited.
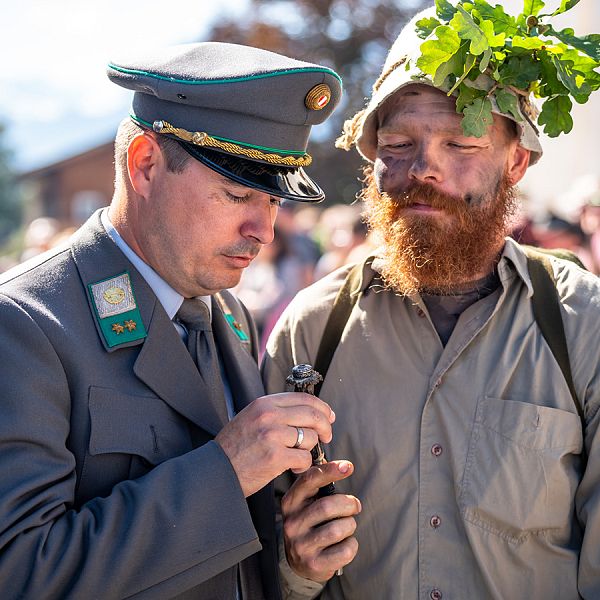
[0, 211, 280, 600]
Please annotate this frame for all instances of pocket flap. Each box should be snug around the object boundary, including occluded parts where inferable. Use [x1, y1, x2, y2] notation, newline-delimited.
[479, 397, 583, 451]
[88, 386, 192, 464]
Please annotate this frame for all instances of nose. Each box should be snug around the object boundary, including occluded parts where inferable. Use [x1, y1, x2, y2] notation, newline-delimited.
[408, 144, 442, 184]
[241, 195, 277, 245]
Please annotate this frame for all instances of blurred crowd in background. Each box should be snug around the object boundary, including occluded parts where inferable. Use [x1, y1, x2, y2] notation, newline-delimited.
[6, 178, 599, 358]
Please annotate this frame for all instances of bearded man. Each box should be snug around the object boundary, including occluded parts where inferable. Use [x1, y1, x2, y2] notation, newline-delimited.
[261, 7, 600, 600]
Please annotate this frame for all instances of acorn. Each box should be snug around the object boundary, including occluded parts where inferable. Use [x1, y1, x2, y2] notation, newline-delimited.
[526, 15, 539, 29]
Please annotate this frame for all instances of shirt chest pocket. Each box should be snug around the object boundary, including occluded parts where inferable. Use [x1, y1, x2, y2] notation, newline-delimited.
[459, 396, 583, 543]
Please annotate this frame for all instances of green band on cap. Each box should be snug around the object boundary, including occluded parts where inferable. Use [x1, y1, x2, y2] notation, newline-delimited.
[108, 63, 342, 86]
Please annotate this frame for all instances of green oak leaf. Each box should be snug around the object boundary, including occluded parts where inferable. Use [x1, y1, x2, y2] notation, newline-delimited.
[471, 0, 518, 36]
[499, 54, 542, 89]
[448, 53, 477, 94]
[479, 46, 493, 72]
[551, 0, 581, 16]
[495, 88, 523, 120]
[456, 83, 487, 112]
[559, 49, 600, 91]
[552, 55, 591, 102]
[547, 26, 600, 61]
[480, 19, 506, 48]
[435, 0, 457, 22]
[417, 26, 462, 77]
[512, 35, 546, 50]
[433, 43, 469, 88]
[416, 17, 442, 39]
[523, 0, 545, 17]
[538, 52, 570, 96]
[461, 96, 494, 136]
[538, 95, 573, 136]
[450, 6, 490, 56]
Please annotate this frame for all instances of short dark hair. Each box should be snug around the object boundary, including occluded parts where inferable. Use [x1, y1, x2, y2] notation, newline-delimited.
[114, 118, 191, 186]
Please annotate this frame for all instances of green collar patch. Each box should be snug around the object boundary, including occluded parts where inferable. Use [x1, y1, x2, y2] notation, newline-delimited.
[88, 272, 147, 348]
[214, 293, 250, 343]
[224, 313, 250, 342]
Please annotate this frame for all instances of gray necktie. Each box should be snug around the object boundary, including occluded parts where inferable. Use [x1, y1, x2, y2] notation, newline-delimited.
[176, 298, 225, 403]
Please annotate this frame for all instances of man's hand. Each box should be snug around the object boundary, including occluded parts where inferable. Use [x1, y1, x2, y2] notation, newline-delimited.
[215, 392, 335, 497]
[282, 461, 360, 582]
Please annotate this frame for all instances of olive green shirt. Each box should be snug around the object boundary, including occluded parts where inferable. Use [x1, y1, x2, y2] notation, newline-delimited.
[262, 238, 600, 600]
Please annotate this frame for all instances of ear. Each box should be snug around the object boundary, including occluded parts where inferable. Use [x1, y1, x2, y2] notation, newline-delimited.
[127, 133, 163, 196]
[505, 142, 531, 186]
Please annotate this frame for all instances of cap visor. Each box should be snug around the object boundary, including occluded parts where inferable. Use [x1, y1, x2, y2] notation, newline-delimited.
[179, 142, 325, 202]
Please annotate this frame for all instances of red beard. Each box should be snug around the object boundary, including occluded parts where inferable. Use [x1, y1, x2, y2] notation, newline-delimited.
[361, 170, 518, 295]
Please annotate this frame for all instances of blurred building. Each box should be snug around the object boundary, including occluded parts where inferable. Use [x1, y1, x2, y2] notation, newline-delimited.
[18, 140, 114, 228]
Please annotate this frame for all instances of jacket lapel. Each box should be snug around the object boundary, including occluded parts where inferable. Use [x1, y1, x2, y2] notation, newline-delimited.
[211, 299, 265, 414]
[133, 303, 228, 436]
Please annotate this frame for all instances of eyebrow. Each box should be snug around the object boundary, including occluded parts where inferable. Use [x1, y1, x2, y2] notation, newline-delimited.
[378, 124, 490, 140]
[218, 175, 250, 191]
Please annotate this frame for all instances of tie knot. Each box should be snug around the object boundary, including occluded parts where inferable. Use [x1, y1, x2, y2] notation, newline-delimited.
[176, 298, 212, 332]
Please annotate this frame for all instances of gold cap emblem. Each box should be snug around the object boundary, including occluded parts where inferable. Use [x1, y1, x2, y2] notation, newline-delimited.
[305, 84, 331, 111]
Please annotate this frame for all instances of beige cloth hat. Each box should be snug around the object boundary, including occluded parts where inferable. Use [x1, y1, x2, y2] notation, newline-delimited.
[338, 7, 543, 165]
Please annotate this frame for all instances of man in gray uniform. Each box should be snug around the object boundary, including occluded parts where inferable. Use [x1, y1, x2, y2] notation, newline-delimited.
[0, 42, 341, 599]
[263, 6, 600, 600]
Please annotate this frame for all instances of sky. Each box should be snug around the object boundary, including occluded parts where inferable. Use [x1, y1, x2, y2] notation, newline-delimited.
[0, 0, 250, 171]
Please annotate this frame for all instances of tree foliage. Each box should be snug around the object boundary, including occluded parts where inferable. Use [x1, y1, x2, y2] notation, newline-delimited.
[0, 123, 22, 245]
[207, 0, 429, 204]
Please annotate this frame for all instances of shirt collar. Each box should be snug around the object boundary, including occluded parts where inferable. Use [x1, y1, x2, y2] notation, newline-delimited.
[100, 208, 211, 318]
[498, 237, 534, 298]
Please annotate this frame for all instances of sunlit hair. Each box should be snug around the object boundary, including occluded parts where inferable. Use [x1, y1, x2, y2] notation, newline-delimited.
[113, 118, 191, 188]
[361, 167, 518, 295]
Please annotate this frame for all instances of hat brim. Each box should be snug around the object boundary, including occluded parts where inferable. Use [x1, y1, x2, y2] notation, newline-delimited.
[179, 142, 325, 203]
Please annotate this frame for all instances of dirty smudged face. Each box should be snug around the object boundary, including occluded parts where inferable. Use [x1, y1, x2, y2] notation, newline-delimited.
[362, 85, 521, 295]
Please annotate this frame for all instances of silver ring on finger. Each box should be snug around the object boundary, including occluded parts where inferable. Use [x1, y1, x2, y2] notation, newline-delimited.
[292, 426, 304, 449]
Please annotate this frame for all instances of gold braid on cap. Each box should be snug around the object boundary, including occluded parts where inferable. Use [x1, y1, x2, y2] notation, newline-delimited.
[152, 120, 312, 167]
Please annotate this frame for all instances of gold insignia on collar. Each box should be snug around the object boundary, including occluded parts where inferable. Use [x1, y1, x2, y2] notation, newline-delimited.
[124, 319, 137, 332]
[103, 286, 125, 305]
[112, 322, 125, 334]
[305, 84, 331, 111]
[91, 273, 136, 318]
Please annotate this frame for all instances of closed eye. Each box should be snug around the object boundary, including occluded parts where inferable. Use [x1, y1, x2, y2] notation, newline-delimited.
[225, 191, 251, 203]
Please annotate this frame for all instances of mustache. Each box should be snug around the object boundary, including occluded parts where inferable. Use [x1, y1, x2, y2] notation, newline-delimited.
[381, 182, 469, 214]
[221, 241, 262, 258]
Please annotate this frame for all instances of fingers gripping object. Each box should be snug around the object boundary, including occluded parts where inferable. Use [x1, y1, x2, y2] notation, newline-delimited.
[286, 364, 343, 576]
[286, 364, 336, 497]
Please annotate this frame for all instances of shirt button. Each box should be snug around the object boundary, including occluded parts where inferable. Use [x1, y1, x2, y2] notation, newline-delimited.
[417, 308, 426, 318]
[430, 589, 443, 600]
[430, 515, 441, 528]
[431, 444, 443, 457]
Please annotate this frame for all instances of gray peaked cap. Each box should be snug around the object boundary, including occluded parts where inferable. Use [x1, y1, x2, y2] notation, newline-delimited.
[107, 42, 343, 201]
